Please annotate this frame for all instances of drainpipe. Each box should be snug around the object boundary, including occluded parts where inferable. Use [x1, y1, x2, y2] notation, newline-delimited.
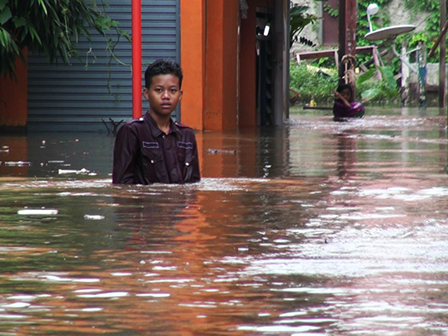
[132, 0, 142, 118]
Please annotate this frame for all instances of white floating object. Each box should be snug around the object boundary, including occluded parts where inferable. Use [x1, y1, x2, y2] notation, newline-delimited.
[84, 214, 105, 220]
[2, 302, 30, 308]
[18, 209, 59, 215]
[58, 168, 90, 175]
[4, 161, 31, 167]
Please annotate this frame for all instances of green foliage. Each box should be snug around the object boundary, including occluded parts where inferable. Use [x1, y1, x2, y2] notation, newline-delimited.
[356, 66, 399, 104]
[0, 0, 130, 79]
[358, 0, 443, 65]
[312, 57, 336, 69]
[289, 62, 338, 104]
[354, 0, 394, 68]
[290, 62, 399, 105]
[315, 0, 443, 70]
[323, 3, 338, 17]
[356, 0, 392, 40]
[290, 2, 317, 48]
[312, 0, 437, 103]
[404, 0, 439, 35]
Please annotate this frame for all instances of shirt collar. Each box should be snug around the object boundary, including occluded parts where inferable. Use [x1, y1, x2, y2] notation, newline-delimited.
[144, 111, 182, 138]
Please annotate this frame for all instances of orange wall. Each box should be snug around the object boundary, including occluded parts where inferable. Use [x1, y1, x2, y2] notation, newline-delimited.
[180, 0, 257, 131]
[221, 0, 239, 130]
[0, 50, 28, 128]
[204, 0, 239, 130]
[179, 0, 205, 131]
[181, 0, 240, 131]
[203, 0, 224, 130]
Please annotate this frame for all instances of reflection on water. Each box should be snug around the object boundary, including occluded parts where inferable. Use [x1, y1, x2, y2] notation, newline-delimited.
[0, 108, 448, 334]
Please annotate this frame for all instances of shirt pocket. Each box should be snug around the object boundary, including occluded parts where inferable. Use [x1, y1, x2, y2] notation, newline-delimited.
[177, 141, 195, 180]
[141, 142, 165, 182]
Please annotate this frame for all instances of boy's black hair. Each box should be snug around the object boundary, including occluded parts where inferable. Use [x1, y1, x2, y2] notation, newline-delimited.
[144, 59, 183, 89]
[336, 83, 354, 103]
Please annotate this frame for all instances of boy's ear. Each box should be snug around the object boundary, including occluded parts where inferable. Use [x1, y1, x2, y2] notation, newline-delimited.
[143, 88, 149, 100]
[179, 90, 183, 101]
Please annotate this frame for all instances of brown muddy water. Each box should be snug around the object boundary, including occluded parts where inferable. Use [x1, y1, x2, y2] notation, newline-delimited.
[0, 107, 448, 335]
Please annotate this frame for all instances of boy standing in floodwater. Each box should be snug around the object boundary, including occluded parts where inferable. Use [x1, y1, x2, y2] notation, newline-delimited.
[112, 59, 201, 184]
[333, 83, 365, 121]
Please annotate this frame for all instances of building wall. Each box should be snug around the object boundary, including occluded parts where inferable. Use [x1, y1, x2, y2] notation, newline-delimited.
[290, 0, 428, 55]
[204, 0, 239, 130]
[26, 0, 179, 132]
[5, 0, 287, 132]
[0, 50, 28, 130]
[239, 0, 258, 127]
[179, 0, 206, 130]
[181, 0, 251, 131]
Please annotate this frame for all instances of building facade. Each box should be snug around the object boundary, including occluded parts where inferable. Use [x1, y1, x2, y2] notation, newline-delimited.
[0, 0, 290, 132]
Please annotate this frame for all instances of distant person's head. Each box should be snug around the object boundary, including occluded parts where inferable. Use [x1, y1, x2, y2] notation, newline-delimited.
[145, 59, 183, 89]
[336, 84, 354, 103]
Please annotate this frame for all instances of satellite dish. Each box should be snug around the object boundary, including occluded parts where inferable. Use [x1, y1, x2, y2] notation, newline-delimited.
[365, 24, 416, 41]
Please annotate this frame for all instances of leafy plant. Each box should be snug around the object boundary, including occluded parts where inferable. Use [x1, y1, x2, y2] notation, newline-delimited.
[0, 0, 130, 79]
[289, 62, 338, 104]
[290, 2, 317, 48]
[290, 61, 400, 105]
[356, 65, 399, 104]
[323, 3, 338, 17]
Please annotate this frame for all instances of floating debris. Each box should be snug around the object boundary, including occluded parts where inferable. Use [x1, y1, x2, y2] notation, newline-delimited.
[84, 214, 105, 220]
[58, 168, 90, 175]
[18, 209, 59, 215]
[4, 161, 31, 167]
[206, 149, 237, 155]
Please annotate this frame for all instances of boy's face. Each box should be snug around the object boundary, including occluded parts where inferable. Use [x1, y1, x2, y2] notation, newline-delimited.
[144, 74, 182, 118]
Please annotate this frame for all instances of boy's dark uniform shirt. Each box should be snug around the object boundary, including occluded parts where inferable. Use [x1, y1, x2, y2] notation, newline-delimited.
[113, 111, 200, 184]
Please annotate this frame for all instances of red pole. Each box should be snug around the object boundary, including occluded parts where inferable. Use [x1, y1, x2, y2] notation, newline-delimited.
[132, 0, 142, 118]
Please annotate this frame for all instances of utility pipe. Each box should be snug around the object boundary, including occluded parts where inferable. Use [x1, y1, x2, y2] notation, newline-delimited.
[132, 0, 142, 118]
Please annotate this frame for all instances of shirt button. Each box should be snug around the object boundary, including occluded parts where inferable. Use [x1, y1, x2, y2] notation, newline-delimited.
[185, 162, 190, 167]
[150, 160, 154, 164]
[162, 135, 166, 139]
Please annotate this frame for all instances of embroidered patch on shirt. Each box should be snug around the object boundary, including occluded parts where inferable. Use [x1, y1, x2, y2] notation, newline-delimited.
[178, 142, 193, 149]
[142, 141, 159, 149]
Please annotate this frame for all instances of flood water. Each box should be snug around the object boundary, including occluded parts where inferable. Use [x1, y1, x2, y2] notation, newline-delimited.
[1, 107, 448, 335]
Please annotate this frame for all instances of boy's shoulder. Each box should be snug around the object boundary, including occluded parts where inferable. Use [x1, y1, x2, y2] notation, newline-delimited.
[122, 117, 146, 130]
[173, 121, 198, 140]
[174, 121, 192, 129]
[129, 117, 145, 124]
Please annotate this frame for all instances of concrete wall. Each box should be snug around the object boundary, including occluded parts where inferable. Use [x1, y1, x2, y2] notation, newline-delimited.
[290, 0, 428, 54]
